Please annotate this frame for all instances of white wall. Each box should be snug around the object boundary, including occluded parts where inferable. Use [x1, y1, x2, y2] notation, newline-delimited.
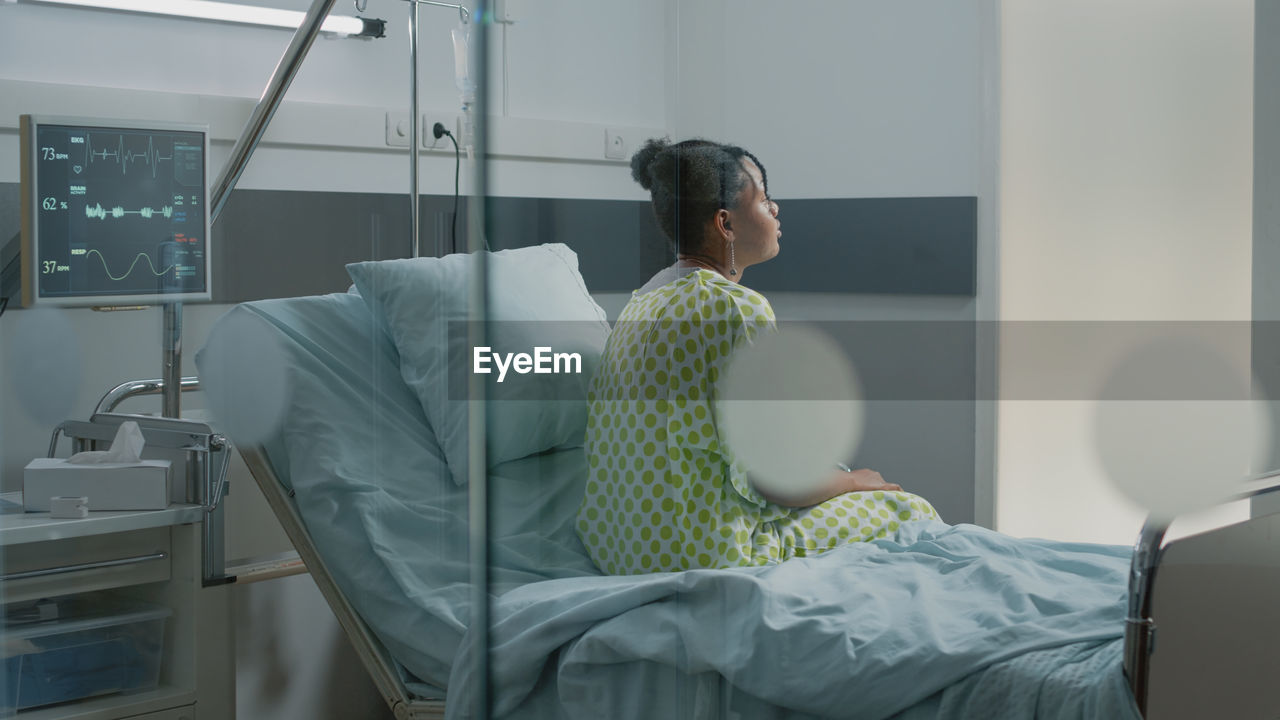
[0, 0, 666, 128]
[0, 0, 665, 198]
[998, 0, 1255, 543]
[668, 0, 985, 201]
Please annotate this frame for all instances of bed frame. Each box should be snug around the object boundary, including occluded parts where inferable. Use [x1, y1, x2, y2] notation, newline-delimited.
[1125, 474, 1280, 719]
[242, 436, 1280, 720]
[238, 445, 446, 720]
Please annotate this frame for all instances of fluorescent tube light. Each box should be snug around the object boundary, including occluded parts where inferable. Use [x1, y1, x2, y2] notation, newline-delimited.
[15, 0, 384, 37]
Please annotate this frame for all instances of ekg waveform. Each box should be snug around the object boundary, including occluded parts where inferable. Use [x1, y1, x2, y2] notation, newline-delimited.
[86, 134, 173, 177]
[85, 203, 175, 220]
[84, 248, 176, 281]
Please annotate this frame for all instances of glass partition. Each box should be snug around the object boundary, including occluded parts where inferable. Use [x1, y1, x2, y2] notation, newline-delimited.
[11, 1, 1264, 718]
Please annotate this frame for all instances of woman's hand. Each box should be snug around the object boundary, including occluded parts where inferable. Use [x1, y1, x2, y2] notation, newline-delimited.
[755, 468, 902, 508]
[839, 469, 902, 494]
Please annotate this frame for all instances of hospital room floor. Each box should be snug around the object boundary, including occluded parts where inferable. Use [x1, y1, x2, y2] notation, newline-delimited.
[233, 573, 393, 720]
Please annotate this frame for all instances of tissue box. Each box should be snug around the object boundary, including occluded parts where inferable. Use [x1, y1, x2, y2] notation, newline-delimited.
[22, 459, 171, 512]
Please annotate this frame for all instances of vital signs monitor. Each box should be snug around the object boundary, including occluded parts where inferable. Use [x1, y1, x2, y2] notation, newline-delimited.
[19, 115, 212, 307]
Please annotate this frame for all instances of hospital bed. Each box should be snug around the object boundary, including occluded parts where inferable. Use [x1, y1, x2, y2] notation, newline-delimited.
[196, 245, 1280, 720]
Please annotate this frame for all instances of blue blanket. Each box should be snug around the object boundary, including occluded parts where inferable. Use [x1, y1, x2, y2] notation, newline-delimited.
[202, 295, 1141, 720]
[448, 521, 1141, 720]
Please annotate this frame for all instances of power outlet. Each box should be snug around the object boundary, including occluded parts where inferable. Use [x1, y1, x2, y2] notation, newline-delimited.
[604, 128, 627, 160]
[386, 112, 461, 150]
[423, 115, 451, 150]
[385, 111, 412, 147]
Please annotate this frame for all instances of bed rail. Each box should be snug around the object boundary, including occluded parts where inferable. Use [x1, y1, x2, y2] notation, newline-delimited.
[1124, 471, 1280, 716]
[238, 444, 446, 720]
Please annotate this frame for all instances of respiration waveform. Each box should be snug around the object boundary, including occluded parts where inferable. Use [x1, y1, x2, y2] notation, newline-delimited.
[86, 133, 174, 177]
[84, 248, 176, 281]
[84, 203, 174, 220]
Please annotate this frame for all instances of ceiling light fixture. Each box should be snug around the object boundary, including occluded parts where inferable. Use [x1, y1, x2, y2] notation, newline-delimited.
[9, 0, 385, 38]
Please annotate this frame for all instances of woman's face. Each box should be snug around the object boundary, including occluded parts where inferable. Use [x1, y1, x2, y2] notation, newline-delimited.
[729, 159, 781, 268]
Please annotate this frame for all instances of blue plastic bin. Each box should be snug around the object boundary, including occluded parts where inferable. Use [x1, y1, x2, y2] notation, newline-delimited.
[1, 595, 170, 715]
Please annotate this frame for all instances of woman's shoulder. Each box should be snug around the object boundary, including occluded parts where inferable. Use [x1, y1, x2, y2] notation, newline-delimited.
[621, 270, 773, 325]
[672, 269, 766, 302]
[685, 271, 773, 320]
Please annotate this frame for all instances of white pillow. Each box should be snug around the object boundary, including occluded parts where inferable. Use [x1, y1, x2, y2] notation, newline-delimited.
[347, 243, 611, 485]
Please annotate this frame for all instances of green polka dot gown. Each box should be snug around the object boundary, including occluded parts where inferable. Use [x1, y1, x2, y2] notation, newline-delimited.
[576, 269, 940, 575]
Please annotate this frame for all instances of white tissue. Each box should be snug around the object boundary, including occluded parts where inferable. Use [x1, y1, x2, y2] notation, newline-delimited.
[66, 421, 146, 464]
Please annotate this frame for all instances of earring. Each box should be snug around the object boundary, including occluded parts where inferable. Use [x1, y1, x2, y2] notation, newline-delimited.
[728, 241, 737, 276]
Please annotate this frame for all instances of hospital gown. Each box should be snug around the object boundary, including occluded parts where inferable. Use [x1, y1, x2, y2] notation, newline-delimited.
[576, 269, 939, 575]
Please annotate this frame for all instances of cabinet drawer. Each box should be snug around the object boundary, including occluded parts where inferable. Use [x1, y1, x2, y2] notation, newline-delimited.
[1, 527, 171, 604]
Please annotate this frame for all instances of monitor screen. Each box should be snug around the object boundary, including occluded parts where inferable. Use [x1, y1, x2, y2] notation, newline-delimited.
[20, 115, 212, 307]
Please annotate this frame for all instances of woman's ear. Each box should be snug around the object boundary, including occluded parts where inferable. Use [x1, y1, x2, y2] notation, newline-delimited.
[713, 208, 734, 239]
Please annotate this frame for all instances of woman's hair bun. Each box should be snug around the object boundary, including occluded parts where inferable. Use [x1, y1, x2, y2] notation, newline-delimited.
[630, 137, 669, 191]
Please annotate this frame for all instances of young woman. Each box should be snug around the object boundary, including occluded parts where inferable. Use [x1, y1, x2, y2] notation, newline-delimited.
[576, 138, 939, 575]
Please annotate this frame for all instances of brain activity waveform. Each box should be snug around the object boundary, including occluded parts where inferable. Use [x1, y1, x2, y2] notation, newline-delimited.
[85, 248, 176, 282]
[86, 134, 173, 177]
[84, 203, 174, 220]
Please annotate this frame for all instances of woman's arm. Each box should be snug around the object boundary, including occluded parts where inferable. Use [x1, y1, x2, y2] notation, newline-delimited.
[755, 468, 902, 508]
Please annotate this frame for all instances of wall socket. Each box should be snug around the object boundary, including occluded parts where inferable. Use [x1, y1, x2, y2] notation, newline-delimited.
[424, 115, 461, 151]
[385, 112, 413, 147]
[604, 128, 627, 160]
[385, 112, 461, 150]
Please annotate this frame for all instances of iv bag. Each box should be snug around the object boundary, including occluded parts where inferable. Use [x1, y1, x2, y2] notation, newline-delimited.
[452, 19, 476, 104]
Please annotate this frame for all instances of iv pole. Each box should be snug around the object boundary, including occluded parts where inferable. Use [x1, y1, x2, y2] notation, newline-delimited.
[406, 0, 470, 258]
[409, 0, 420, 258]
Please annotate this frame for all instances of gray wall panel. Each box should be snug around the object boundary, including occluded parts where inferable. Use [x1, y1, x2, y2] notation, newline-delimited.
[487, 195, 977, 296]
[485, 196, 669, 293]
[748, 197, 977, 295]
[0, 186, 977, 303]
[213, 190, 414, 302]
